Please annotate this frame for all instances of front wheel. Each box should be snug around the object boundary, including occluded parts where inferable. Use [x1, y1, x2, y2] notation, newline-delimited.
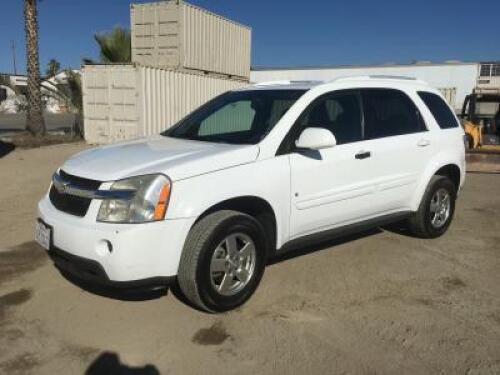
[177, 210, 267, 312]
[407, 175, 457, 238]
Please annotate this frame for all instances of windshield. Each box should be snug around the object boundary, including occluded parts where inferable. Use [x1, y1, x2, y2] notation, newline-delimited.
[163, 89, 306, 144]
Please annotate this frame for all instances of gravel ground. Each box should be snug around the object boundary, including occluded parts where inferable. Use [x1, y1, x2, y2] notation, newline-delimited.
[0, 143, 499, 375]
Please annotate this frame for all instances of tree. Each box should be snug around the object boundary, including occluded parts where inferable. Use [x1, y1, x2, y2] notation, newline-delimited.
[94, 27, 131, 63]
[44, 70, 84, 136]
[46, 58, 61, 78]
[24, 0, 46, 136]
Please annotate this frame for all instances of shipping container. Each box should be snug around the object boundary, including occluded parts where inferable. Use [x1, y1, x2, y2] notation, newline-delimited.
[82, 64, 247, 144]
[131, 1, 251, 80]
[437, 87, 457, 108]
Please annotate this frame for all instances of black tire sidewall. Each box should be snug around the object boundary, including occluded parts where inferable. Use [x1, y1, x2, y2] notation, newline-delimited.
[195, 215, 266, 312]
[422, 177, 456, 237]
[466, 134, 474, 149]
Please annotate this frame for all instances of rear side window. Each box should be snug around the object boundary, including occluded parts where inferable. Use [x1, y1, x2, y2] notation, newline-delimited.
[362, 89, 426, 140]
[418, 91, 459, 129]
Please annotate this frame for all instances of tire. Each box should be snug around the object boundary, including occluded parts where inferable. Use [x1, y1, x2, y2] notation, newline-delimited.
[464, 134, 474, 150]
[407, 175, 457, 238]
[177, 210, 267, 313]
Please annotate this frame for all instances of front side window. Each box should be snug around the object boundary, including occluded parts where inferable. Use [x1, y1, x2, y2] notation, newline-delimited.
[164, 90, 305, 144]
[361, 88, 425, 139]
[296, 91, 363, 145]
[418, 91, 459, 129]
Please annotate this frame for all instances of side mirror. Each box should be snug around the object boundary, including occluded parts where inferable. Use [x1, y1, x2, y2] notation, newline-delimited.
[295, 127, 337, 150]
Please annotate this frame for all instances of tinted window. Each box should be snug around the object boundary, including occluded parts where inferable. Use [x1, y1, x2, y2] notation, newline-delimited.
[297, 91, 362, 144]
[362, 89, 425, 139]
[165, 90, 305, 144]
[199, 101, 255, 136]
[418, 91, 459, 129]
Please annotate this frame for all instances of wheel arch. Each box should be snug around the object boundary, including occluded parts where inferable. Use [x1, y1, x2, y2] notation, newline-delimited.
[193, 195, 278, 258]
[434, 164, 461, 193]
[411, 158, 464, 210]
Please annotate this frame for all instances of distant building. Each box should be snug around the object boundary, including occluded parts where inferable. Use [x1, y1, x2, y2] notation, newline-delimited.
[250, 61, 500, 112]
[0, 71, 79, 113]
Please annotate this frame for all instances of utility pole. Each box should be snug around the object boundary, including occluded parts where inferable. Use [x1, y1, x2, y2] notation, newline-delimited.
[11, 40, 17, 75]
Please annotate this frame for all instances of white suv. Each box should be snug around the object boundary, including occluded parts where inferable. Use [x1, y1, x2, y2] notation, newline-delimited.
[37, 76, 465, 312]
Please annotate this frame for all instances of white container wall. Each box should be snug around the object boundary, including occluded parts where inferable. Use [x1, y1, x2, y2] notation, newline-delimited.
[251, 62, 479, 112]
[437, 87, 457, 108]
[131, 1, 251, 79]
[82, 64, 247, 144]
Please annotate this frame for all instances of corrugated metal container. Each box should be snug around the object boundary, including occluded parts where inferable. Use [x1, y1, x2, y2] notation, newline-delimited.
[131, 1, 251, 79]
[82, 64, 247, 144]
[437, 87, 457, 108]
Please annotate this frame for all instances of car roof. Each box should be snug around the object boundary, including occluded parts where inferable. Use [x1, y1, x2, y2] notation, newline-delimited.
[239, 80, 324, 91]
[241, 75, 432, 92]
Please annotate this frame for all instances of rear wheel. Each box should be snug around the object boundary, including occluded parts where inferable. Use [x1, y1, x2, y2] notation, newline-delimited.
[407, 176, 456, 238]
[177, 210, 267, 312]
[464, 134, 474, 150]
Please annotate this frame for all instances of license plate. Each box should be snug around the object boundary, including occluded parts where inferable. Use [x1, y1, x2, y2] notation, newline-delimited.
[35, 220, 51, 250]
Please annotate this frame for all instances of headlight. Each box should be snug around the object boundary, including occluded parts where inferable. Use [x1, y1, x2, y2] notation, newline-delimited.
[97, 174, 171, 223]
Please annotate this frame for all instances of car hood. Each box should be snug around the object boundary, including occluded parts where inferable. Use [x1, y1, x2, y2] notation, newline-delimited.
[61, 135, 260, 182]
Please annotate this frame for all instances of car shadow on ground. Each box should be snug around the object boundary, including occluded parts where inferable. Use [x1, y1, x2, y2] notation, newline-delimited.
[86, 352, 159, 375]
[268, 227, 383, 265]
[0, 139, 15, 158]
[56, 224, 408, 307]
[57, 270, 169, 302]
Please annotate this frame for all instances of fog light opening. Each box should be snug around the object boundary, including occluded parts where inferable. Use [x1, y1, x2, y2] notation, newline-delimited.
[96, 240, 113, 257]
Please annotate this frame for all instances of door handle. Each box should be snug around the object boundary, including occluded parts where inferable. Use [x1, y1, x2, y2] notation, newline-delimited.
[417, 139, 431, 147]
[355, 151, 371, 160]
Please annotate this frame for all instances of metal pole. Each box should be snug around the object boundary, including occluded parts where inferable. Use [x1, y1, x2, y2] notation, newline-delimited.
[11, 40, 17, 75]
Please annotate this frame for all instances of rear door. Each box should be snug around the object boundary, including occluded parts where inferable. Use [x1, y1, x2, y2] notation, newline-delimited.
[359, 88, 434, 213]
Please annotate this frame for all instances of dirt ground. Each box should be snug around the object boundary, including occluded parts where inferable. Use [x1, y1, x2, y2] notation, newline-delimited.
[0, 143, 499, 375]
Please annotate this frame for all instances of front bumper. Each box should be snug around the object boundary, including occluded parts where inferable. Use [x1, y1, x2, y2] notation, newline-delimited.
[49, 246, 175, 292]
[49, 247, 175, 293]
[38, 194, 195, 283]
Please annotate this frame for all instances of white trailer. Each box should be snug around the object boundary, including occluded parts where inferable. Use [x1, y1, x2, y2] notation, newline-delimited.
[251, 62, 480, 112]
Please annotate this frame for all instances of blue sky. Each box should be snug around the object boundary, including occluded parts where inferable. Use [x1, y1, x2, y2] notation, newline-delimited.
[1, 0, 499, 75]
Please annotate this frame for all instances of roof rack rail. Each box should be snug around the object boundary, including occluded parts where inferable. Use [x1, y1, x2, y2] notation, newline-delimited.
[253, 80, 292, 86]
[327, 74, 426, 84]
[253, 80, 323, 86]
[368, 75, 417, 80]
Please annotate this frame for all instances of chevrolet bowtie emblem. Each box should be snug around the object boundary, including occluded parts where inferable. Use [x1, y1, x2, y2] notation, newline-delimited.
[54, 177, 70, 194]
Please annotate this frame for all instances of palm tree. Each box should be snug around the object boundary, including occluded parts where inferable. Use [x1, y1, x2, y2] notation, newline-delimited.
[24, 0, 45, 136]
[46, 58, 61, 78]
[94, 27, 131, 63]
[43, 70, 84, 136]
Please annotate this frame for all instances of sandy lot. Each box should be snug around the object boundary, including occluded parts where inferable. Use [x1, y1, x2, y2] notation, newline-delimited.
[0, 143, 499, 375]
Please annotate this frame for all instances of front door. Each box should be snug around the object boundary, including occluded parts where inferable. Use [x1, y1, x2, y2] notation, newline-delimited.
[288, 90, 378, 238]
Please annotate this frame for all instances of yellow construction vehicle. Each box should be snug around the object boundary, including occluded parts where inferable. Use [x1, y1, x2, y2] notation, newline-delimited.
[461, 92, 500, 151]
[461, 62, 500, 151]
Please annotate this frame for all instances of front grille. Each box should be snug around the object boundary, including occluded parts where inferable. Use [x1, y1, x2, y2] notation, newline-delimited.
[59, 170, 101, 190]
[49, 170, 102, 217]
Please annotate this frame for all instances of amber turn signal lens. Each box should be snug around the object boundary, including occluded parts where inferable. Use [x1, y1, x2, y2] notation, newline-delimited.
[153, 183, 171, 220]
